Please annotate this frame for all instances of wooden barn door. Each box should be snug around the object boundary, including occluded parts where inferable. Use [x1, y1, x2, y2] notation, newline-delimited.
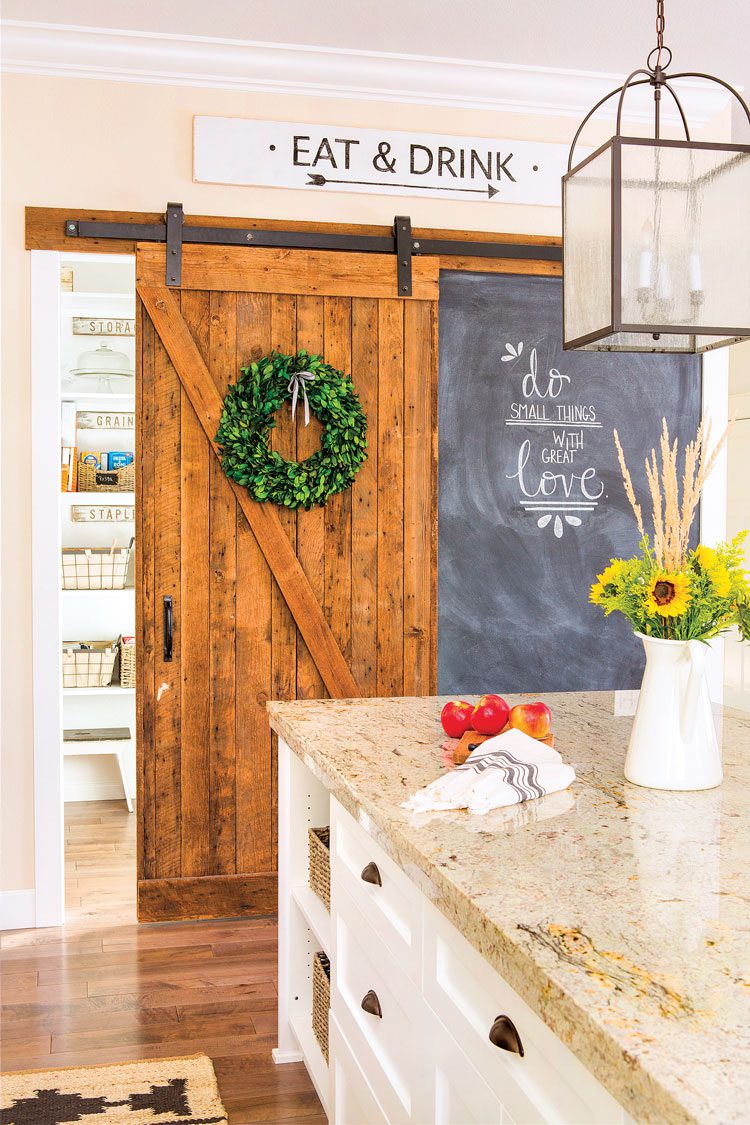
[135, 244, 439, 921]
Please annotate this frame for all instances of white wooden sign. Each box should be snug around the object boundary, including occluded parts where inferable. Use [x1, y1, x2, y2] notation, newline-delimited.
[71, 504, 135, 523]
[194, 117, 572, 207]
[76, 411, 134, 431]
[72, 317, 135, 336]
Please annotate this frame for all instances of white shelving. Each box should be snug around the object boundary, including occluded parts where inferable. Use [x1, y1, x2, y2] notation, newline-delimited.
[292, 884, 332, 955]
[290, 1013, 329, 1113]
[62, 587, 134, 597]
[63, 685, 135, 697]
[60, 491, 135, 506]
[60, 391, 135, 405]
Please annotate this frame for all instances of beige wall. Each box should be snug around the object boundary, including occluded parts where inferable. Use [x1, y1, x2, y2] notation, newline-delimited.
[2, 73, 584, 893]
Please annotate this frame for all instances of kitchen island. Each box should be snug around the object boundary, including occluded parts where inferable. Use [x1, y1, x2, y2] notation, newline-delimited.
[268, 692, 750, 1124]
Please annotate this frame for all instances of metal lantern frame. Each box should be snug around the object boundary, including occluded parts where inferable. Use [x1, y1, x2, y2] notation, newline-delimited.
[562, 20, 750, 354]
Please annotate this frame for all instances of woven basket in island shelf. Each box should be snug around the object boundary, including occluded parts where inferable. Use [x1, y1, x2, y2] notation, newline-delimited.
[308, 826, 330, 910]
[77, 460, 135, 494]
[312, 950, 331, 1063]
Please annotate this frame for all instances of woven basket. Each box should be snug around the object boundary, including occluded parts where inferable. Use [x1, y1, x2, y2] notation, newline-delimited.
[308, 826, 330, 910]
[77, 460, 135, 493]
[62, 641, 118, 689]
[119, 636, 136, 688]
[61, 544, 132, 590]
[312, 951, 330, 1063]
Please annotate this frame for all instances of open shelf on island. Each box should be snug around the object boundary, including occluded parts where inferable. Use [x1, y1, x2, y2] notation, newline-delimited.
[292, 884, 332, 955]
[289, 1012, 329, 1113]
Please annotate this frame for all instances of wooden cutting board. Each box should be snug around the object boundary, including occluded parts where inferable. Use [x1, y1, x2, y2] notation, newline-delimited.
[452, 725, 555, 765]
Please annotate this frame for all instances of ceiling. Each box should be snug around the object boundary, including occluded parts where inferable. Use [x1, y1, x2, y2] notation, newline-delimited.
[3, 0, 749, 134]
[2, 0, 748, 79]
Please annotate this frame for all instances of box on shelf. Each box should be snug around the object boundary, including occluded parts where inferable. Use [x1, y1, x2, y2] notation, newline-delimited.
[77, 459, 135, 493]
[118, 635, 135, 688]
[61, 542, 133, 590]
[62, 641, 118, 689]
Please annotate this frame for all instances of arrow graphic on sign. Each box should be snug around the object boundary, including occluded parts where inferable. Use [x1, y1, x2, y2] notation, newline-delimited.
[306, 173, 499, 199]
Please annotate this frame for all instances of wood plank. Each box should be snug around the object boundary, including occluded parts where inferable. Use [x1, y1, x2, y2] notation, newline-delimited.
[294, 297, 326, 703]
[235, 293, 274, 874]
[137, 874, 276, 922]
[323, 298, 353, 677]
[151, 316, 181, 880]
[27, 204, 560, 253]
[178, 290, 212, 876]
[403, 299, 437, 695]
[350, 297, 379, 695]
[208, 292, 238, 876]
[376, 300, 405, 696]
[136, 297, 156, 882]
[137, 245, 439, 300]
[136, 283, 359, 700]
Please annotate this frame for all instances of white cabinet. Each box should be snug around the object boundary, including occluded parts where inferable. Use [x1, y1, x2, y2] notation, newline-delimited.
[275, 739, 630, 1125]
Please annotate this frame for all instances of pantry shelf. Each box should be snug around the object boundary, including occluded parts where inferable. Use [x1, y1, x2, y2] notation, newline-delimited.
[60, 492, 135, 505]
[62, 685, 135, 697]
[60, 391, 135, 405]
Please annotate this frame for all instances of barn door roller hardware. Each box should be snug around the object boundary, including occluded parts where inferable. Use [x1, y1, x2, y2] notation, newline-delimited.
[65, 203, 562, 289]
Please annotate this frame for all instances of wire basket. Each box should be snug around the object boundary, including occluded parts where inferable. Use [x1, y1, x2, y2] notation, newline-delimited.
[61, 543, 133, 590]
[119, 635, 136, 688]
[62, 641, 118, 689]
[77, 460, 135, 493]
[312, 951, 331, 1064]
[308, 826, 331, 910]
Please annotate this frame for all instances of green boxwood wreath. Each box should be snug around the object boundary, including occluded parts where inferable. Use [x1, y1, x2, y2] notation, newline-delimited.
[216, 350, 367, 510]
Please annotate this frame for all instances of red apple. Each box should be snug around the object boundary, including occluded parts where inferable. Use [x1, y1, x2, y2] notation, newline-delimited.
[508, 702, 552, 739]
[471, 694, 510, 736]
[440, 700, 474, 738]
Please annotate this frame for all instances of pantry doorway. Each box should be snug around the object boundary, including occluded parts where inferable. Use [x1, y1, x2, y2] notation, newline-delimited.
[31, 249, 138, 927]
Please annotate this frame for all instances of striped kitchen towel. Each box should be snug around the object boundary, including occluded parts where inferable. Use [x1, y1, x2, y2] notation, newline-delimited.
[402, 728, 575, 814]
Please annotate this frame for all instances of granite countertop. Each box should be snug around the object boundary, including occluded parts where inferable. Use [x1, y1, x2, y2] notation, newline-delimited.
[268, 691, 750, 1124]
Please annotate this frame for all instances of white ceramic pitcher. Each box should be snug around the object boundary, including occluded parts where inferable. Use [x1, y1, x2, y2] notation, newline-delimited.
[624, 633, 722, 791]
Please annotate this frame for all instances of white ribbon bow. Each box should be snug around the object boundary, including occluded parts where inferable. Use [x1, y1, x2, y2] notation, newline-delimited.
[288, 369, 316, 426]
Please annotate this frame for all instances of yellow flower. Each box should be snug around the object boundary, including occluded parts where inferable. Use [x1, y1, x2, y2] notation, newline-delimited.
[596, 559, 627, 589]
[645, 571, 691, 618]
[695, 545, 732, 598]
[589, 582, 605, 604]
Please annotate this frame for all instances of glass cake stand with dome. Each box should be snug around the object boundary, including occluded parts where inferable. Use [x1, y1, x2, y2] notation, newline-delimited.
[63, 343, 135, 394]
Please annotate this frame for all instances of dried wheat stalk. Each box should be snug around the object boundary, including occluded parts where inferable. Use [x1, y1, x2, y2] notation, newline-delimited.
[614, 417, 731, 569]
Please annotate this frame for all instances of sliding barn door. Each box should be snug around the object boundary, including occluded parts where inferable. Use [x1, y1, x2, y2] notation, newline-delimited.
[135, 244, 438, 921]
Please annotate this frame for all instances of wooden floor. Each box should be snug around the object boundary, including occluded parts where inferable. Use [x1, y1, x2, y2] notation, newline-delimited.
[0, 801, 325, 1125]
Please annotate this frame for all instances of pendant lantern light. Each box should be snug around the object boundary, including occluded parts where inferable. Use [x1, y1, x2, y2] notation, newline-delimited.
[562, 0, 750, 353]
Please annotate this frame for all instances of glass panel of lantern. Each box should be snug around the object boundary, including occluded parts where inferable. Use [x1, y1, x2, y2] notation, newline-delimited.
[563, 137, 750, 353]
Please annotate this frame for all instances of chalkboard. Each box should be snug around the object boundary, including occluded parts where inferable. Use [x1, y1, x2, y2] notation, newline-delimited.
[438, 271, 702, 694]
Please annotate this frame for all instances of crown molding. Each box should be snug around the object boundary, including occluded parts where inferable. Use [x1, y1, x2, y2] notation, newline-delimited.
[0, 20, 730, 127]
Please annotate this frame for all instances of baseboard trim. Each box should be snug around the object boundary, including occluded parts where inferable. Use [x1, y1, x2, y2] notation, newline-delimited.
[138, 873, 277, 921]
[0, 889, 36, 931]
[64, 784, 131, 803]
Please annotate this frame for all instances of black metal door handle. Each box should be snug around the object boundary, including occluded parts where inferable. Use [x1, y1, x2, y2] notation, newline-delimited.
[361, 862, 382, 886]
[489, 1015, 524, 1056]
[361, 990, 382, 1018]
[163, 595, 173, 662]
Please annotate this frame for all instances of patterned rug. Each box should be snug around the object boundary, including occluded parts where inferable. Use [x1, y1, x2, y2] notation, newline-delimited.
[0, 1053, 228, 1124]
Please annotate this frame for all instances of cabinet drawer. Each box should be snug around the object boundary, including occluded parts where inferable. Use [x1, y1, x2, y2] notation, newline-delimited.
[332, 884, 424, 1123]
[423, 901, 626, 1124]
[331, 799, 421, 983]
[330, 1013, 388, 1125]
[429, 1014, 508, 1124]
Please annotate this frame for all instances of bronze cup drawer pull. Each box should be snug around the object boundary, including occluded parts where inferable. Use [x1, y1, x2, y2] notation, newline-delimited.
[361, 990, 383, 1018]
[361, 861, 382, 886]
[488, 1014, 524, 1056]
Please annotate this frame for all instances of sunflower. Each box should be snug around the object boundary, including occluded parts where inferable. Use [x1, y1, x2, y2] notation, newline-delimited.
[644, 571, 691, 618]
